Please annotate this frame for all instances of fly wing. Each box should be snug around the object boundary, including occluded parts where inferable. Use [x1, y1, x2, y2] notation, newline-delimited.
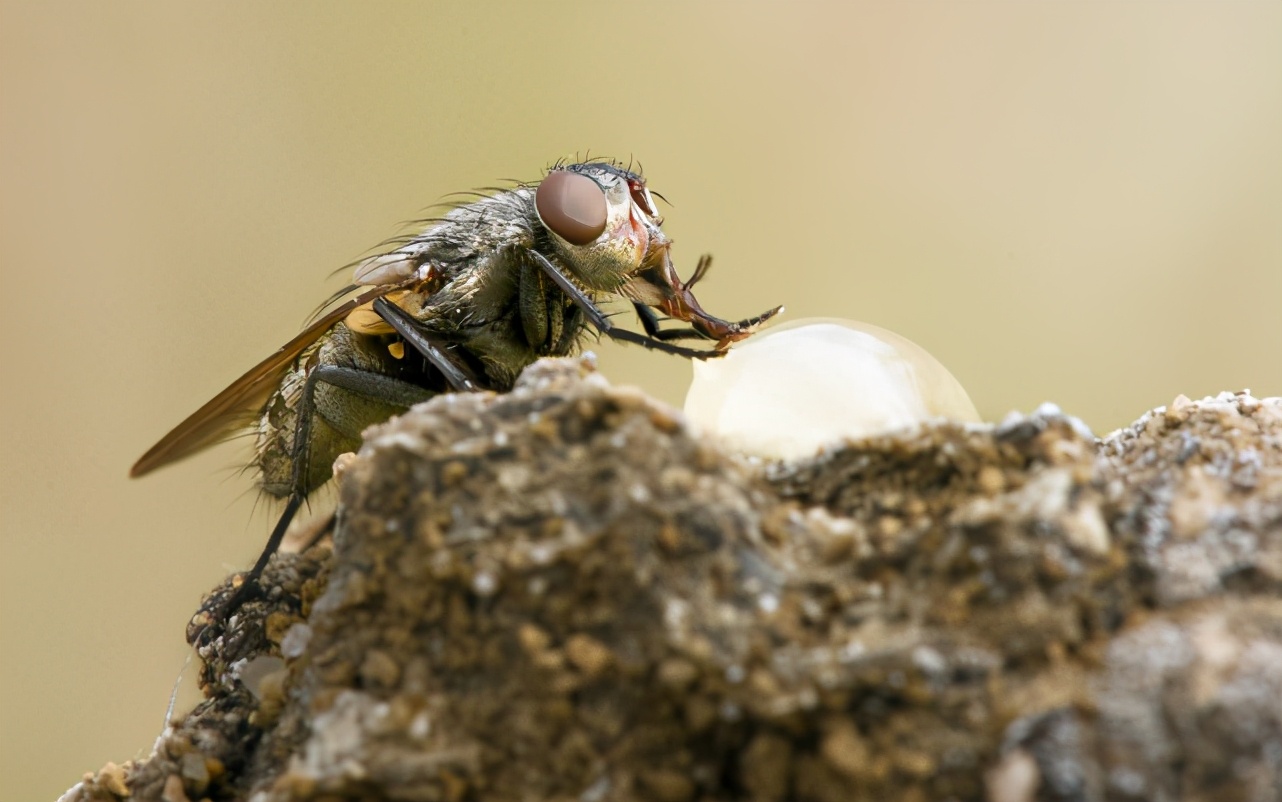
[129, 284, 401, 478]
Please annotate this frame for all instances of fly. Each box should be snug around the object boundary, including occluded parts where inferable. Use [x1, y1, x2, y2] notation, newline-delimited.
[131, 160, 782, 615]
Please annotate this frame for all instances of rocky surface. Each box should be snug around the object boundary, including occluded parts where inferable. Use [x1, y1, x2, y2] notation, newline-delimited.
[64, 360, 1282, 802]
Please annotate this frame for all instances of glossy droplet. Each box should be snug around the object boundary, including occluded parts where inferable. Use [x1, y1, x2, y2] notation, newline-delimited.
[535, 170, 608, 245]
[684, 318, 981, 460]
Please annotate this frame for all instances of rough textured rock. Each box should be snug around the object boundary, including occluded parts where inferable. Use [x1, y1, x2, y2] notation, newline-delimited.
[63, 361, 1282, 802]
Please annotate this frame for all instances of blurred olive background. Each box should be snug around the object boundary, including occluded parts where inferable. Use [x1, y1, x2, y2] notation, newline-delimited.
[3, 3, 1280, 799]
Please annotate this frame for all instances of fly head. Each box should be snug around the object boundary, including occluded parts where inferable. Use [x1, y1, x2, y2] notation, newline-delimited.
[534, 161, 780, 348]
[534, 162, 658, 292]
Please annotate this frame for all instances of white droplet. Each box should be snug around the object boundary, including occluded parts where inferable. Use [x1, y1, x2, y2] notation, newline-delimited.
[684, 318, 980, 460]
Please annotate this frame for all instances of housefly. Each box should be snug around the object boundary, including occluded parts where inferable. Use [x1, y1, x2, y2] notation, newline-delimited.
[131, 160, 781, 614]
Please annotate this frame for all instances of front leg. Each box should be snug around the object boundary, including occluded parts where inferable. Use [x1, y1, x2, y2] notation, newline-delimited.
[524, 250, 728, 360]
[632, 302, 706, 343]
[211, 365, 435, 631]
[373, 298, 484, 392]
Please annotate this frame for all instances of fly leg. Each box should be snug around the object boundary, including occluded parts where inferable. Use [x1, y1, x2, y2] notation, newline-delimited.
[216, 365, 437, 624]
[635, 253, 716, 342]
[373, 298, 484, 392]
[525, 250, 728, 359]
[632, 303, 705, 343]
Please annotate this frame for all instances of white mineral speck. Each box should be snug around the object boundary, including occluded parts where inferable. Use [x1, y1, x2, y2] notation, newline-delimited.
[472, 570, 498, 596]
[912, 646, 947, 675]
[839, 640, 866, 662]
[1034, 402, 1063, 417]
[497, 464, 531, 491]
[371, 430, 424, 453]
[580, 776, 610, 802]
[409, 711, 432, 740]
[236, 655, 286, 699]
[280, 623, 313, 659]
[986, 748, 1040, 802]
[1109, 768, 1146, 796]
[664, 599, 689, 631]
[547, 492, 568, 515]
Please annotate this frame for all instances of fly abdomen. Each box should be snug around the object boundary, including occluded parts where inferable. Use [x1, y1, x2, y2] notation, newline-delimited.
[255, 323, 435, 499]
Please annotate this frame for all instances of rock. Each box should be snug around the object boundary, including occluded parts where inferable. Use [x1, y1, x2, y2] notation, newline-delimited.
[62, 363, 1282, 802]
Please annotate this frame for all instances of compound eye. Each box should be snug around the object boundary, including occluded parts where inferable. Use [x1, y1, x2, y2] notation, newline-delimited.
[629, 182, 658, 218]
[536, 171, 608, 245]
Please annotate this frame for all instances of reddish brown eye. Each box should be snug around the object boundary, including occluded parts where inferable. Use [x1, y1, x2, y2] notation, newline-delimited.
[629, 182, 658, 217]
[536, 171, 608, 245]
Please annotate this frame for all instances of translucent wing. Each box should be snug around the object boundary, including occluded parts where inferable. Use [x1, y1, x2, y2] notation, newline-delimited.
[130, 284, 402, 477]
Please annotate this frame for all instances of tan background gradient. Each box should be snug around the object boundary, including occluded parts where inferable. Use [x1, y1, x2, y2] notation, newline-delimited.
[3, 3, 1280, 799]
